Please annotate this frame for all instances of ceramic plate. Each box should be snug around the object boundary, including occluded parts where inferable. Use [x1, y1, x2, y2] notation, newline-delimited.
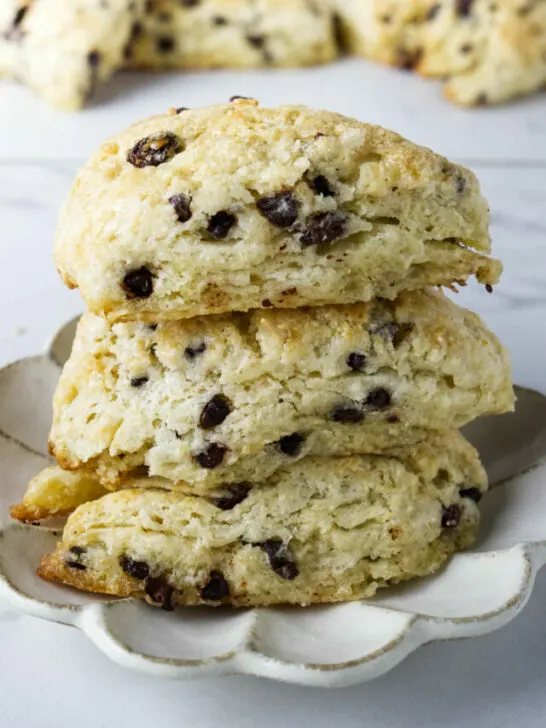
[0, 318, 545, 687]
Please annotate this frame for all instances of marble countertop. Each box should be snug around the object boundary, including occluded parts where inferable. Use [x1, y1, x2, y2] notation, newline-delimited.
[0, 59, 545, 728]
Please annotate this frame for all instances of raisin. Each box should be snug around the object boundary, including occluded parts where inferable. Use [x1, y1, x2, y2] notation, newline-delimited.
[122, 267, 154, 298]
[194, 443, 227, 469]
[184, 342, 206, 360]
[441, 505, 461, 529]
[309, 175, 335, 197]
[365, 388, 391, 411]
[169, 193, 192, 222]
[127, 132, 183, 168]
[330, 405, 364, 424]
[145, 576, 174, 610]
[460, 487, 483, 503]
[257, 191, 299, 227]
[119, 556, 150, 580]
[456, 0, 474, 16]
[300, 211, 347, 246]
[199, 394, 232, 429]
[200, 571, 230, 601]
[130, 376, 149, 387]
[207, 211, 236, 239]
[213, 483, 252, 510]
[277, 433, 305, 457]
[346, 353, 367, 372]
[260, 540, 299, 580]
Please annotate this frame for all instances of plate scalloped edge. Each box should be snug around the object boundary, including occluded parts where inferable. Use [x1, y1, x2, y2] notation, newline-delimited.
[0, 317, 545, 687]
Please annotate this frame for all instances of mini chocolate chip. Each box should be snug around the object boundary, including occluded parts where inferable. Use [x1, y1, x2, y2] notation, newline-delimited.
[387, 415, 400, 424]
[300, 211, 347, 246]
[260, 539, 299, 580]
[426, 3, 441, 20]
[213, 16, 228, 26]
[396, 48, 422, 70]
[257, 191, 299, 227]
[247, 34, 265, 48]
[371, 321, 413, 347]
[346, 352, 367, 372]
[230, 95, 250, 101]
[262, 299, 273, 308]
[199, 394, 232, 429]
[169, 193, 192, 222]
[365, 388, 391, 411]
[442, 504, 461, 529]
[65, 546, 87, 570]
[122, 266, 154, 298]
[330, 405, 365, 424]
[213, 483, 252, 510]
[145, 576, 174, 610]
[181, 0, 200, 6]
[175, 106, 188, 113]
[475, 92, 488, 105]
[460, 487, 483, 503]
[88, 50, 100, 68]
[207, 211, 236, 239]
[456, 0, 474, 16]
[184, 342, 206, 360]
[310, 175, 335, 197]
[148, 323, 158, 331]
[485, 284, 493, 293]
[195, 443, 228, 469]
[120, 556, 150, 580]
[130, 376, 149, 387]
[200, 570, 230, 600]
[6, 6, 28, 40]
[156, 35, 175, 52]
[277, 433, 305, 457]
[127, 132, 183, 168]
[455, 173, 466, 194]
[123, 20, 143, 60]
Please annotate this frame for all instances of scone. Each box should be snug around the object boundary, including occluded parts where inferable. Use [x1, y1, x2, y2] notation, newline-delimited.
[55, 100, 500, 320]
[37, 432, 487, 607]
[334, 0, 546, 106]
[36, 289, 513, 502]
[126, 0, 337, 70]
[0, 0, 146, 111]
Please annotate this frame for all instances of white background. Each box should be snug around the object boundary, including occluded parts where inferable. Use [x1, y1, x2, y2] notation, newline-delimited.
[1, 58, 545, 727]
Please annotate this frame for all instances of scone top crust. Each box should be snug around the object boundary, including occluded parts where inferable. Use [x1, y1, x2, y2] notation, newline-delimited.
[55, 99, 495, 320]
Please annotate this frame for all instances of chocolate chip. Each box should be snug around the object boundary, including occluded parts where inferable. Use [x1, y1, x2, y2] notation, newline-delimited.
[365, 388, 391, 411]
[456, 0, 474, 16]
[119, 556, 150, 580]
[460, 487, 483, 503]
[122, 266, 154, 298]
[309, 175, 335, 197]
[169, 193, 192, 222]
[346, 353, 366, 372]
[207, 211, 236, 239]
[441, 505, 461, 529]
[257, 191, 299, 228]
[127, 132, 183, 168]
[277, 433, 305, 457]
[145, 576, 174, 610]
[330, 405, 365, 424]
[199, 394, 232, 429]
[260, 540, 299, 580]
[212, 483, 252, 510]
[300, 211, 347, 246]
[194, 443, 227, 469]
[200, 571, 230, 600]
[157, 35, 175, 53]
[65, 546, 87, 570]
[130, 376, 149, 387]
[184, 342, 206, 360]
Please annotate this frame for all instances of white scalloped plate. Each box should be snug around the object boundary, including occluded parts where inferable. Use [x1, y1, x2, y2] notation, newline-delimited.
[0, 318, 545, 687]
